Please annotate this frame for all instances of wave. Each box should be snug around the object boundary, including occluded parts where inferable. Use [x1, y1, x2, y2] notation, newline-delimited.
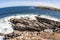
[39, 15, 60, 22]
[0, 17, 14, 35]
[30, 7, 35, 9]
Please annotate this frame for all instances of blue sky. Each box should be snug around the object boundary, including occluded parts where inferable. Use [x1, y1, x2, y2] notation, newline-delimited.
[0, 0, 60, 8]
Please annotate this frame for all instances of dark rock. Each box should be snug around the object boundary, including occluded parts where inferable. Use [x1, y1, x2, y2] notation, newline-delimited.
[10, 17, 45, 31]
[10, 16, 60, 31]
[35, 16, 60, 29]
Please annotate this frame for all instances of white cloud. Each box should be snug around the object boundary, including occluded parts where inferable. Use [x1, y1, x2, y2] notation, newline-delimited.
[0, 1, 60, 8]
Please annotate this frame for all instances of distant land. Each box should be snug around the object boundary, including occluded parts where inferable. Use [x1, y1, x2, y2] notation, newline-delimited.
[35, 6, 60, 11]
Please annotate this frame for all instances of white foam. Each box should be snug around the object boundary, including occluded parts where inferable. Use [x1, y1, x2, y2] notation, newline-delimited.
[39, 15, 60, 22]
[0, 16, 15, 40]
[14, 14, 37, 20]
[30, 7, 35, 9]
[0, 18, 14, 34]
[0, 36, 5, 40]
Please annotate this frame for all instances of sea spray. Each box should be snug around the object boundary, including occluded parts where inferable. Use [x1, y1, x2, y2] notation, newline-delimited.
[39, 15, 60, 22]
[0, 36, 5, 40]
[15, 14, 37, 20]
[0, 17, 14, 40]
[0, 18, 14, 34]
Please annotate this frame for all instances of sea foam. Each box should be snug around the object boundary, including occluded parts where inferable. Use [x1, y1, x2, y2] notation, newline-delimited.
[39, 15, 60, 22]
[0, 18, 14, 34]
[0, 36, 4, 40]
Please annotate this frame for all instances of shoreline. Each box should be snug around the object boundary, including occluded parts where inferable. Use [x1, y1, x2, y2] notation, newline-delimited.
[0, 14, 60, 40]
[5, 15, 60, 40]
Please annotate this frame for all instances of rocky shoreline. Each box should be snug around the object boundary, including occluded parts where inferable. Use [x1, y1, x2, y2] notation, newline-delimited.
[5, 15, 60, 40]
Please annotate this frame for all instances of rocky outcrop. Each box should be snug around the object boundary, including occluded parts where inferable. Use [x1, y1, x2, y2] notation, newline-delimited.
[5, 30, 60, 40]
[10, 16, 60, 31]
[35, 16, 60, 29]
[5, 15, 60, 40]
[0, 33, 3, 36]
[10, 17, 45, 31]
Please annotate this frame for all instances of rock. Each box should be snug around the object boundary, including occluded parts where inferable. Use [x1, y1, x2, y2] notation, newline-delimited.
[15, 23, 26, 30]
[7, 15, 60, 40]
[44, 29, 53, 34]
[10, 18, 24, 24]
[5, 30, 40, 40]
[55, 29, 60, 33]
[10, 17, 44, 31]
[35, 16, 60, 29]
[0, 33, 3, 36]
[39, 31, 60, 40]
[5, 30, 60, 40]
[10, 16, 60, 31]
[53, 33, 60, 40]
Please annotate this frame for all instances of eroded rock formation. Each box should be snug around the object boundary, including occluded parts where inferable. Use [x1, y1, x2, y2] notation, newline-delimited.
[5, 15, 60, 40]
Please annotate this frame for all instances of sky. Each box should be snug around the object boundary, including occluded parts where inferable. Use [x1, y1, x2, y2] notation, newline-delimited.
[0, 0, 60, 8]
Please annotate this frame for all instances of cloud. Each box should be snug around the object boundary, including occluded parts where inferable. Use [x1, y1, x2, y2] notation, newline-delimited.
[0, 1, 60, 8]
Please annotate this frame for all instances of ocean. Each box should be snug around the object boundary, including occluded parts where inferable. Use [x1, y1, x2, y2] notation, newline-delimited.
[0, 6, 60, 18]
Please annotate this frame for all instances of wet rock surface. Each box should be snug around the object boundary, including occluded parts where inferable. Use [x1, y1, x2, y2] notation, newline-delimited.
[5, 15, 60, 40]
